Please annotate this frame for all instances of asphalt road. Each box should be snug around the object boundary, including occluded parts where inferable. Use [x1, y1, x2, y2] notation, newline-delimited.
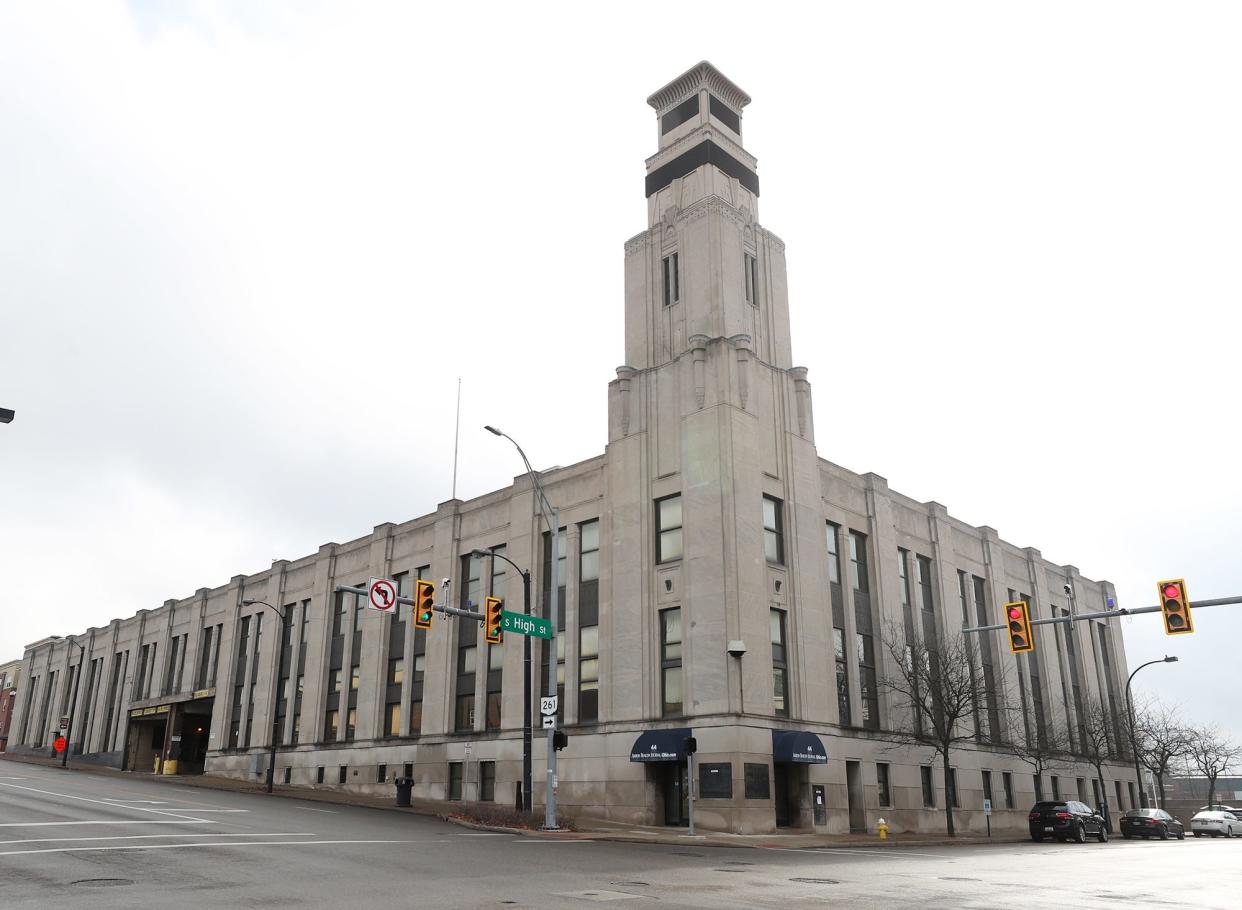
[1, 761, 1238, 909]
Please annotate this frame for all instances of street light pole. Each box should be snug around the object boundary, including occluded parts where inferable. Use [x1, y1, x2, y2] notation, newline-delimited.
[1125, 655, 1178, 808]
[241, 599, 287, 794]
[61, 638, 85, 768]
[473, 547, 533, 813]
[485, 425, 561, 830]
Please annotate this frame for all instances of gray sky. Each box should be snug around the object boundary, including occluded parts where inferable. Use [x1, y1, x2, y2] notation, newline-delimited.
[2, 2, 1239, 747]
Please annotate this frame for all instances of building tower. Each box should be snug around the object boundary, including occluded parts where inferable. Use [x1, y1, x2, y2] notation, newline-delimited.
[606, 61, 833, 798]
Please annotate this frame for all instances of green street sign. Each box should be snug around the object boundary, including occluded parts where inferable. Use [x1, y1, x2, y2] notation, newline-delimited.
[500, 610, 553, 640]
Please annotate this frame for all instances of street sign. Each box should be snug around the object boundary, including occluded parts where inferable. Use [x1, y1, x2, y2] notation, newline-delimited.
[53, 736, 66, 754]
[58, 715, 69, 731]
[367, 577, 398, 613]
[499, 610, 553, 640]
[464, 744, 472, 755]
[983, 799, 992, 816]
[542, 715, 556, 729]
[540, 696, 559, 717]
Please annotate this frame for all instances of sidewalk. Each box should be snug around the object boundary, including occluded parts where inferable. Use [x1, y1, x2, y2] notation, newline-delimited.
[0, 752, 1026, 850]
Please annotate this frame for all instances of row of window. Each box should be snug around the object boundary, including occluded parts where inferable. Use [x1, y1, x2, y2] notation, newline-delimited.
[659, 250, 763, 309]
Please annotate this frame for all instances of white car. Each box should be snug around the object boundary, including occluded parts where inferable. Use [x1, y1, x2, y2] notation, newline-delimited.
[1190, 810, 1241, 837]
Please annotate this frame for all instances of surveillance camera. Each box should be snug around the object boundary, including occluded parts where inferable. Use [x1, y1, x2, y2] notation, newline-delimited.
[1063, 583, 1073, 595]
[442, 577, 451, 588]
[727, 639, 747, 658]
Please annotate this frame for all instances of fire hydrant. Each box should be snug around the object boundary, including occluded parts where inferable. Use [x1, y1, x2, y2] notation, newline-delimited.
[878, 818, 888, 840]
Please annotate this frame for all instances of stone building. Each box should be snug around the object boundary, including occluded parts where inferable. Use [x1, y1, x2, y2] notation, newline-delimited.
[8, 62, 1139, 834]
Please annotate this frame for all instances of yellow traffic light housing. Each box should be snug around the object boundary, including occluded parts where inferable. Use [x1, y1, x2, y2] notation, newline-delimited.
[484, 595, 504, 644]
[1005, 600, 1034, 654]
[1158, 579, 1193, 635]
[414, 579, 435, 630]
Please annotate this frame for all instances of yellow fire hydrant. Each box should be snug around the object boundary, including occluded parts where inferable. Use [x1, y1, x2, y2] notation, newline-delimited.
[878, 818, 889, 840]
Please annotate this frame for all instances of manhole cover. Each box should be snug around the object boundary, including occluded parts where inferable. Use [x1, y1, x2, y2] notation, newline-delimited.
[71, 879, 133, 888]
[790, 878, 840, 885]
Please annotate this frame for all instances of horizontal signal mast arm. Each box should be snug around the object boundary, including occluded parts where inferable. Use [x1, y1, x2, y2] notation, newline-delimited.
[334, 584, 484, 621]
[961, 594, 1242, 634]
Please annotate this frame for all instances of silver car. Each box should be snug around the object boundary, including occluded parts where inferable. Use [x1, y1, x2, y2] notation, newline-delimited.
[1190, 810, 1241, 837]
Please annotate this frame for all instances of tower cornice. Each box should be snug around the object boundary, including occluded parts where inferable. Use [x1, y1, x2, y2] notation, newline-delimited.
[646, 60, 751, 115]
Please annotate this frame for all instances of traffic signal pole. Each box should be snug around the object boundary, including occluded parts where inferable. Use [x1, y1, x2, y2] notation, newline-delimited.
[334, 585, 483, 622]
[961, 594, 1242, 635]
[61, 638, 85, 768]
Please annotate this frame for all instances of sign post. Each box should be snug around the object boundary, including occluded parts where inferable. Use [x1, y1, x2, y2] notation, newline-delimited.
[983, 798, 992, 838]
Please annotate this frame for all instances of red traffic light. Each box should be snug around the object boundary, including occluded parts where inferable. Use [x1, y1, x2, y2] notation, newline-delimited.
[1008, 606, 1023, 620]
[1157, 579, 1193, 636]
[1163, 584, 1180, 599]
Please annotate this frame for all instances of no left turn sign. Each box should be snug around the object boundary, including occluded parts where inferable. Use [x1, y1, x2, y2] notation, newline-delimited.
[368, 577, 397, 613]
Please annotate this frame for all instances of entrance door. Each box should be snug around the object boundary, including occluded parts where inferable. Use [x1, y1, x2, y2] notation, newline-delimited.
[660, 763, 688, 826]
[846, 760, 866, 832]
[774, 764, 794, 827]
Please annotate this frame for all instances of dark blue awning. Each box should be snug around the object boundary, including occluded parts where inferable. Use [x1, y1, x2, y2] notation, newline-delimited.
[772, 729, 828, 764]
[629, 727, 692, 762]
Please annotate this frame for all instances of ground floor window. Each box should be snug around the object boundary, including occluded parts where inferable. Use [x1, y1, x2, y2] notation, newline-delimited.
[1051, 776, 1061, 800]
[948, 767, 960, 808]
[316, 766, 324, 784]
[377, 764, 387, 784]
[876, 763, 891, 807]
[1002, 771, 1014, 808]
[981, 769, 993, 806]
[921, 766, 935, 807]
[744, 763, 770, 800]
[448, 761, 463, 800]
[338, 766, 347, 785]
[479, 761, 496, 802]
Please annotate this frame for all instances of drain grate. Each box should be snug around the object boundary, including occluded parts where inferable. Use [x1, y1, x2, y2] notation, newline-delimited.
[71, 879, 133, 888]
[790, 878, 840, 885]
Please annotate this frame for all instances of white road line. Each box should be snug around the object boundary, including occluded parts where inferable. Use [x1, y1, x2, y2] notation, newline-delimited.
[294, 807, 337, 813]
[0, 780, 206, 821]
[0, 839, 411, 857]
[176, 808, 249, 813]
[0, 777, 28, 780]
[0, 821, 214, 828]
[0, 833, 314, 845]
[511, 839, 593, 844]
[101, 799, 168, 805]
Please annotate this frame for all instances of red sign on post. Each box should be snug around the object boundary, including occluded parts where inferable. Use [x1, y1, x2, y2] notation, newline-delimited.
[53, 736, 67, 754]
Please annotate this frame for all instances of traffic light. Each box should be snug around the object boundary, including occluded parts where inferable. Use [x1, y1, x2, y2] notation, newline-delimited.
[484, 596, 504, 644]
[1004, 600, 1034, 654]
[413, 579, 435, 630]
[552, 730, 569, 751]
[684, 736, 697, 756]
[1158, 579, 1193, 635]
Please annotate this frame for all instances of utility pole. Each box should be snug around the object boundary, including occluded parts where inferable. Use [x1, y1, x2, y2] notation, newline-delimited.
[61, 638, 85, 768]
[241, 599, 287, 793]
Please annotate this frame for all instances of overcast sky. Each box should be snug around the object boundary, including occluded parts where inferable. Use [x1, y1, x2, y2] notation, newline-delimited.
[2, 2, 1239, 748]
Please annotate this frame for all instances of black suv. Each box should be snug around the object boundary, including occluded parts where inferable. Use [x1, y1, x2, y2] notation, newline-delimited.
[1029, 800, 1108, 843]
[1120, 808, 1184, 840]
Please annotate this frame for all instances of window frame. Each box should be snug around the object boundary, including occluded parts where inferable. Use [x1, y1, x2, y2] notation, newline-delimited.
[762, 496, 784, 565]
[660, 607, 683, 717]
[655, 494, 683, 564]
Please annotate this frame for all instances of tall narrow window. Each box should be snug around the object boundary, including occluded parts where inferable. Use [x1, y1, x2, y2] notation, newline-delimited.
[948, 767, 960, 808]
[539, 531, 567, 718]
[828, 522, 850, 725]
[770, 608, 788, 717]
[656, 495, 682, 563]
[324, 592, 347, 742]
[744, 252, 758, 305]
[762, 496, 784, 564]
[455, 554, 480, 732]
[1003, 771, 1015, 809]
[480, 760, 496, 802]
[385, 573, 407, 739]
[578, 520, 600, 722]
[982, 769, 994, 806]
[244, 615, 262, 747]
[921, 766, 936, 807]
[164, 635, 182, 695]
[662, 252, 679, 307]
[410, 565, 429, 735]
[344, 589, 360, 742]
[485, 548, 506, 731]
[229, 618, 250, 748]
[275, 607, 295, 744]
[660, 608, 683, 717]
[849, 531, 879, 729]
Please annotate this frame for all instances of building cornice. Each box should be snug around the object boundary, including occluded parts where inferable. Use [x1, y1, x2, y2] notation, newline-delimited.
[646, 60, 751, 115]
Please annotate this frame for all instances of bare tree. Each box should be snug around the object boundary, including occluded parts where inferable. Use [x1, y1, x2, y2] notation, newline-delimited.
[1078, 697, 1122, 815]
[1010, 713, 1073, 797]
[1134, 701, 1193, 807]
[1185, 724, 1241, 810]
[879, 623, 995, 836]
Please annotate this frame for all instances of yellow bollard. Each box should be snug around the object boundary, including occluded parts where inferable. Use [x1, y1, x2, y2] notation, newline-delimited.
[153, 755, 162, 774]
[878, 818, 888, 840]
[162, 759, 179, 775]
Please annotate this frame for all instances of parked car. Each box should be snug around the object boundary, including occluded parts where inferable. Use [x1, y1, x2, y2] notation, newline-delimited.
[1191, 810, 1241, 837]
[1198, 804, 1241, 814]
[1029, 800, 1108, 842]
[1119, 808, 1184, 840]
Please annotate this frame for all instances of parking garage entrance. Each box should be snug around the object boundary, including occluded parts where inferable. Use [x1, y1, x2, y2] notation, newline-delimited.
[124, 692, 214, 774]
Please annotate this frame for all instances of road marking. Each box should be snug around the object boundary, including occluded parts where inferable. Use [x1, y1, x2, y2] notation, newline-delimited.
[0, 833, 313, 845]
[0, 777, 28, 780]
[102, 799, 169, 805]
[177, 809, 249, 813]
[758, 846, 946, 858]
[0, 821, 214, 828]
[455, 832, 508, 836]
[0, 780, 206, 821]
[0, 839, 411, 857]
[294, 806, 337, 813]
[512, 839, 593, 844]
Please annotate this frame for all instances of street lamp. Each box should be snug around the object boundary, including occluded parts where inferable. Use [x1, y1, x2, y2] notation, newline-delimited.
[1125, 655, 1178, 808]
[241, 599, 287, 794]
[485, 424, 561, 830]
[472, 547, 533, 813]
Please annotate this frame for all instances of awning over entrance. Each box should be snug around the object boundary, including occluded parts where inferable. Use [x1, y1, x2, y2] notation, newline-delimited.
[772, 729, 828, 764]
[629, 727, 692, 762]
